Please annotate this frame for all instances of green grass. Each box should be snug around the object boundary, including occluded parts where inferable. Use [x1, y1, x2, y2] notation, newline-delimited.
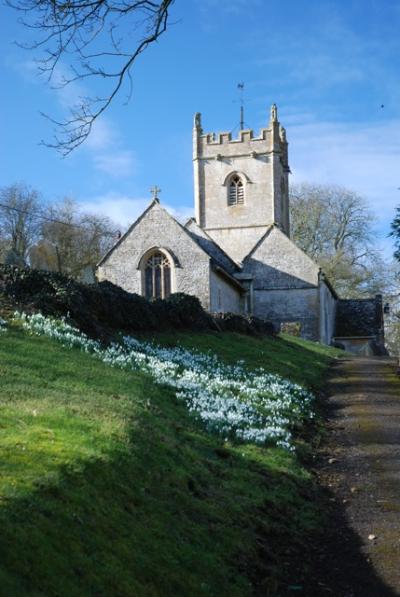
[0, 326, 341, 596]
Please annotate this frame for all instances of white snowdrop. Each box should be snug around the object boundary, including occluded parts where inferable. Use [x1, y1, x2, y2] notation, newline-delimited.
[12, 311, 316, 451]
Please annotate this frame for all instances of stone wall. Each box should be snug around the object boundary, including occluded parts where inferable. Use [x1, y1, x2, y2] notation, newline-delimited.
[334, 296, 384, 339]
[242, 225, 323, 340]
[199, 148, 274, 229]
[184, 219, 239, 274]
[97, 201, 212, 309]
[253, 287, 320, 340]
[193, 108, 290, 261]
[243, 226, 320, 289]
[333, 338, 376, 356]
[207, 226, 269, 263]
[319, 280, 337, 345]
[209, 269, 243, 314]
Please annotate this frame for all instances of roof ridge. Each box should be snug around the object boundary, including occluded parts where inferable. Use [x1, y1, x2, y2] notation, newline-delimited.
[242, 224, 274, 261]
[97, 199, 159, 267]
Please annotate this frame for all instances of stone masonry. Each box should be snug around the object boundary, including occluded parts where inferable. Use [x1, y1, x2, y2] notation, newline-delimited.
[96, 104, 383, 348]
[193, 106, 290, 262]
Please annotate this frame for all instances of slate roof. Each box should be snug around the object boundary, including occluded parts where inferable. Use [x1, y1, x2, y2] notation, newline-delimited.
[184, 218, 241, 276]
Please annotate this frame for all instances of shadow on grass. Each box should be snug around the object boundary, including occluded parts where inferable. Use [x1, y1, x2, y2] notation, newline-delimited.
[0, 395, 396, 596]
[0, 330, 395, 596]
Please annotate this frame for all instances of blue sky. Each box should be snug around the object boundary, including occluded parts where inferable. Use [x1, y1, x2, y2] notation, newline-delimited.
[1, 0, 400, 257]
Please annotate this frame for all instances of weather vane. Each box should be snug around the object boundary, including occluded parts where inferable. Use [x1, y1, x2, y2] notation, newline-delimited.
[150, 185, 161, 200]
[237, 82, 245, 130]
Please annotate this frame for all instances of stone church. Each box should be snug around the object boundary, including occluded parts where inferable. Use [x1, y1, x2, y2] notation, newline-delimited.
[97, 105, 383, 349]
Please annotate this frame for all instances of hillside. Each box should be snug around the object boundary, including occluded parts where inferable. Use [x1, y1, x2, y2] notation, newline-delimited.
[0, 315, 342, 595]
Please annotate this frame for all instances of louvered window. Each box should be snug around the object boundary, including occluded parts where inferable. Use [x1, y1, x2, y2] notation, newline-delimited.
[228, 175, 244, 206]
[144, 251, 171, 300]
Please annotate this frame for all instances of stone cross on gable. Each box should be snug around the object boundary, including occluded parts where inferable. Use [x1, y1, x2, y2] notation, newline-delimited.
[150, 185, 161, 201]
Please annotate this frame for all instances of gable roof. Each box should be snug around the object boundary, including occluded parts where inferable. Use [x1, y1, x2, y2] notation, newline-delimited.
[243, 224, 320, 273]
[97, 198, 160, 267]
[97, 200, 245, 292]
[242, 224, 337, 294]
[241, 224, 274, 261]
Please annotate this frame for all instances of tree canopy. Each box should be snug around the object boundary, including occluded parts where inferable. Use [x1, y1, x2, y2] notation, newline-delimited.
[0, 183, 42, 263]
[0, 184, 118, 278]
[390, 206, 400, 262]
[290, 183, 388, 298]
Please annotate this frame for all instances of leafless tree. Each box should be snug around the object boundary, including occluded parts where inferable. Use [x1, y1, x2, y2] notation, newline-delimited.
[390, 204, 400, 262]
[0, 183, 43, 262]
[8, 0, 174, 155]
[289, 183, 388, 298]
[40, 197, 118, 277]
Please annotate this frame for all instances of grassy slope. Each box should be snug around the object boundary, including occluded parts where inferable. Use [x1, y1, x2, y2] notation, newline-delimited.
[0, 326, 341, 596]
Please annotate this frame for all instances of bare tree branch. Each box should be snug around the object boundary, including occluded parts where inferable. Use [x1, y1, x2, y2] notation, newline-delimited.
[289, 182, 385, 297]
[0, 183, 43, 261]
[8, 0, 175, 155]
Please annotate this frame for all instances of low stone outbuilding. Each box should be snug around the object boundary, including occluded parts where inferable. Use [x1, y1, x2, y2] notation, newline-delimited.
[333, 296, 386, 355]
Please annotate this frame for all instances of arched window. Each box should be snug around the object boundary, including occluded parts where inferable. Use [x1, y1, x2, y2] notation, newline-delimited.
[144, 251, 171, 300]
[228, 175, 244, 206]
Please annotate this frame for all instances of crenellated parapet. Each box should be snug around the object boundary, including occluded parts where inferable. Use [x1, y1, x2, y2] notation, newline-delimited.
[200, 128, 270, 145]
[193, 105, 288, 163]
[192, 104, 291, 241]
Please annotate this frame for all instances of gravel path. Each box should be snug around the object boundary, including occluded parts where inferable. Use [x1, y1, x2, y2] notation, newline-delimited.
[315, 356, 400, 597]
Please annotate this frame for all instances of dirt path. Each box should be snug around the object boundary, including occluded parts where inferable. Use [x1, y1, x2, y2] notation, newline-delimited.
[314, 356, 400, 597]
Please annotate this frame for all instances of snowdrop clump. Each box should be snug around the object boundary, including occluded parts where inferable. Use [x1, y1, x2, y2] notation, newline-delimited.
[0, 317, 7, 332]
[13, 311, 316, 451]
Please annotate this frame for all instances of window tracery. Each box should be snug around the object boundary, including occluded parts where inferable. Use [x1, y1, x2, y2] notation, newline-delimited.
[228, 175, 245, 206]
[144, 250, 171, 300]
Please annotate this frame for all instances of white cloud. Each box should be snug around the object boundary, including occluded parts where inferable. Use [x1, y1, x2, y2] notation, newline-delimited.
[79, 192, 192, 228]
[12, 59, 130, 161]
[45, 64, 88, 111]
[247, 8, 400, 110]
[85, 119, 118, 152]
[8, 58, 38, 82]
[79, 194, 148, 227]
[286, 115, 400, 259]
[93, 151, 136, 177]
[165, 203, 194, 223]
[288, 117, 400, 217]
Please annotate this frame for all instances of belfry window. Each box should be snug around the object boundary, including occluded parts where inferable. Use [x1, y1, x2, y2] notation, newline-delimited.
[144, 251, 171, 300]
[228, 175, 244, 206]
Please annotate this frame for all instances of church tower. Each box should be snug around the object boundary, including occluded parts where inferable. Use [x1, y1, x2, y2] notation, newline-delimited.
[193, 105, 290, 262]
